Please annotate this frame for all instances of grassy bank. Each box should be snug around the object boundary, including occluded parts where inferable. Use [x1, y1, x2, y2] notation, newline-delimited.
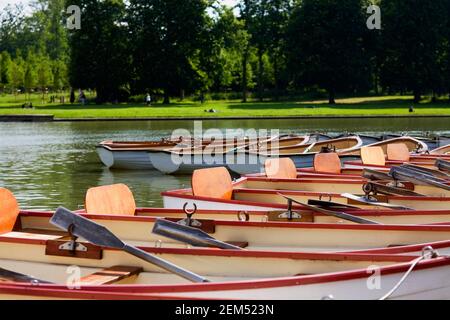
[1, 94, 450, 119]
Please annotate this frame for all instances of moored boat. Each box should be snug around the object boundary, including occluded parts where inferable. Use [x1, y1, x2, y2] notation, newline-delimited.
[227, 136, 363, 175]
[431, 144, 450, 156]
[150, 135, 310, 175]
[1, 212, 450, 300]
[3, 246, 449, 300]
[342, 136, 428, 157]
[162, 166, 450, 211]
[97, 135, 295, 171]
[1, 207, 450, 300]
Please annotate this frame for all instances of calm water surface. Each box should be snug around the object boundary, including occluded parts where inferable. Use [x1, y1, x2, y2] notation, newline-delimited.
[0, 118, 449, 210]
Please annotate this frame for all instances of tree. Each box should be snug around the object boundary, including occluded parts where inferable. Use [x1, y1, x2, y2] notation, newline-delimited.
[0, 51, 12, 91]
[69, 0, 130, 103]
[10, 53, 26, 98]
[36, 55, 53, 100]
[247, 0, 292, 101]
[24, 52, 38, 100]
[52, 59, 67, 92]
[128, 0, 209, 104]
[238, 0, 253, 102]
[198, 6, 249, 93]
[286, 0, 369, 104]
[380, 0, 448, 103]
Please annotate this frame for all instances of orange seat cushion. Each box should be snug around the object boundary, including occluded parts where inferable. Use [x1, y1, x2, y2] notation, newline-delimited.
[313, 153, 341, 174]
[85, 184, 136, 216]
[387, 143, 410, 162]
[0, 188, 20, 234]
[265, 158, 297, 179]
[361, 146, 386, 166]
[192, 167, 233, 200]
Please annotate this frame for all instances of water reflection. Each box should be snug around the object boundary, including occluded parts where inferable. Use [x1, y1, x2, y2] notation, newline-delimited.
[0, 119, 448, 210]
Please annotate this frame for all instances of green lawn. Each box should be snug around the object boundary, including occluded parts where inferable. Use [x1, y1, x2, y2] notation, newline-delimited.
[1, 93, 450, 119]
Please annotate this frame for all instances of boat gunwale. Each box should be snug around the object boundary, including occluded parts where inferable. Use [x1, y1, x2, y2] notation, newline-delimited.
[18, 209, 450, 230]
[0, 256, 449, 297]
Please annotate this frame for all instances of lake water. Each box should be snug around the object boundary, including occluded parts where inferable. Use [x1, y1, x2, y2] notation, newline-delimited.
[0, 118, 449, 210]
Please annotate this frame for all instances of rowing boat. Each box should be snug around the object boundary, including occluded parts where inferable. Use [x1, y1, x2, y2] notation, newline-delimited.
[97, 136, 296, 171]
[431, 144, 450, 156]
[8, 184, 450, 245]
[342, 137, 428, 157]
[1, 209, 450, 299]
[227, 136, 363, 175]
[2, 242, 449, 300]
[338, 142, 448, 169]
[15, 209, 450, 251]
[2, 190, 450, 299]
[150, 135, 311, 174]
[162, 165, 450, 211]
[97, 139, 186, 170]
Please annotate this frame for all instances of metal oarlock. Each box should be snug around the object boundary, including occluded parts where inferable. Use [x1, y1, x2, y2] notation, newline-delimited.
[59, 223, 87, 253]
[278, 197, 302, 220]
[177, 203, 202, 228]
[237, 211, 250, 222]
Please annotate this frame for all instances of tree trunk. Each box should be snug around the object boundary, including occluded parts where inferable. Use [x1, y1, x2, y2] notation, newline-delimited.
[413, 89, 421, 103]
[257, 48, 264, 102]
[180, 89, 185, 101]
[242, 48, 248, 103]
[163, 87, 170, 104]
[373, 74, 379, 95]
[431, 91, 437, 103]
[273, 57, 279, 102]
[328, 88, 336, 105]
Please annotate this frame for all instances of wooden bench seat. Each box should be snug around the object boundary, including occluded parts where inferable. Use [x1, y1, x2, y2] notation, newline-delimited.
[79, 266, 143, 285]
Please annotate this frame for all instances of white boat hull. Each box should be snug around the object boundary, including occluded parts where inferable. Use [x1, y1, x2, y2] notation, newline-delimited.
[97, 147, 154, 170]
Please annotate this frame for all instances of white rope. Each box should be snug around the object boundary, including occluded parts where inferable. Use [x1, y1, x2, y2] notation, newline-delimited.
[379, 246, 440, 300]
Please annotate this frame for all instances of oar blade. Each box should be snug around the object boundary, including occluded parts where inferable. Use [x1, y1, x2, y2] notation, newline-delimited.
[50, 207, 125, 249]
[152, 219, 214, 247]
[390, 167, 450, 191]
[362, 169, 393, 181]
[436, 159, 450, 173]
[152, 219, 242, 250]
[0, 267, 53, 284]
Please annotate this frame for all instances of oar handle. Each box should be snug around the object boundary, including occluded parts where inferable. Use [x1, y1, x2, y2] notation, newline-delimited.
[208, 239, 244, 250]
[279, 194, 381, 225]
[123, 244, 210, 283]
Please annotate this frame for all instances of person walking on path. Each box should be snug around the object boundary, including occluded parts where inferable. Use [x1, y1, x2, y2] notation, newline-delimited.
[146, 93, 152, 106]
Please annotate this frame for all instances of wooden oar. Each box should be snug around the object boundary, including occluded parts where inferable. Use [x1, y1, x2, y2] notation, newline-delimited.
[307, 200, 360, 209]
[363, 182, 425, 197]
[390, 167, 450, 191]
[278, 194, 381, 224]
[0, 267, 53, 284]
[402, 164, 450, 180]
[152, 219, 244, 250]
[362, 169, 394, 181]
[436, 159, 450, 173]
[50, 207, 209, 283]
[341, 193, 414, 210]
[0, 188, 20, 234]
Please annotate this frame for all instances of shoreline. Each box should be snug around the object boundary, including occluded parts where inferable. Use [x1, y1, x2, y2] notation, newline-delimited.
[2, 114, 450, 122]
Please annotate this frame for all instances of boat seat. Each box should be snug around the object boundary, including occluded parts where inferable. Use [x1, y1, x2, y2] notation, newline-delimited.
[85, 184, 136, 216]
[313, 153, 341, 174]
[78, 266, 143, 285]
[387, 143, 410, 162]
[265, 158, 297, 179]
[0, 188, 20, 234]
[361, 146, 386, 166]
[192, 167, 233, 200]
